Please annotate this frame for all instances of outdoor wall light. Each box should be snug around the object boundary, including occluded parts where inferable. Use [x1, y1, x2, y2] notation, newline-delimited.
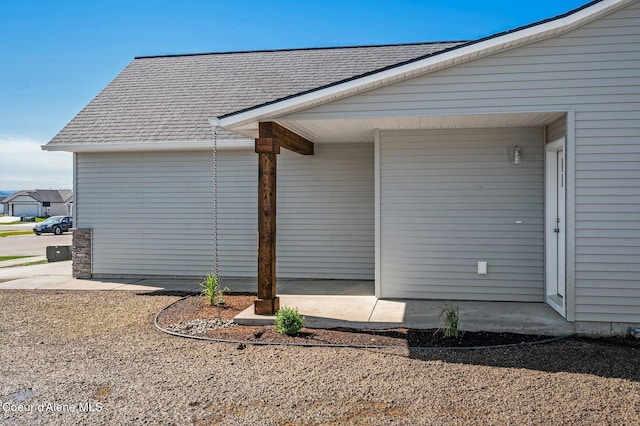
[508, 145, 523, 165]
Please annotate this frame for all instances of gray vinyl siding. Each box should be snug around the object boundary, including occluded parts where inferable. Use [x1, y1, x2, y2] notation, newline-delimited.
[76, 144, 373, 279]
[380, 128, 544, 301]
[287, 3, 640, 322]
[278, 144, 374, 279]
[547, 115, 567, 143]
[76, 151, 219, 277]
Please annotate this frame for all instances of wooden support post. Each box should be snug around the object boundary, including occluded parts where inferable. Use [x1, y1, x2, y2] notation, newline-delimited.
[254, 122, 313, 315]
[254, 137, 280, 314]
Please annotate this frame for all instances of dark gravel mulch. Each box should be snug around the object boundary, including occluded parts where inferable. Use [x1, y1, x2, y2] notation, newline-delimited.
[152, 294, 631, 348]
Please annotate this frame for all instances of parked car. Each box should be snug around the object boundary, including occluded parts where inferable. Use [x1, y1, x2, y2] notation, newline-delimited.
[33, 216, 73, 235]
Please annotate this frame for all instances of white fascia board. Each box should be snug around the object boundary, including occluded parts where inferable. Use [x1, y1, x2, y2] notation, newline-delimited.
[218, 0, 632, 130]
[41, 139, 254, 153]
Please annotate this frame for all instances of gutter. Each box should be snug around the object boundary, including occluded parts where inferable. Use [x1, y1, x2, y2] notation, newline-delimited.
[42, 139, 254, 153]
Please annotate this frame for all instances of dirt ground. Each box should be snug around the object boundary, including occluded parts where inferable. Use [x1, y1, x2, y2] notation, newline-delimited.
[1, 290, 639, 425]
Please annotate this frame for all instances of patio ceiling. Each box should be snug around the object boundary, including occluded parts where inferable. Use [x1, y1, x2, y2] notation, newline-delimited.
[232, 111, 567, 143]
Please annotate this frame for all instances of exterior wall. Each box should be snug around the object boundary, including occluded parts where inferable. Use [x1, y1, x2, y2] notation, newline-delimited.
[76, 151, 216, 277]
[48, 203, 69, 216]
[9, 196, 39, 217]
[278, 144, 374, 279]
[380, 128, 545, 301]
[547, 115, 567, 143]
[76, 143, 373, 279]
[286, 4, 640, 322]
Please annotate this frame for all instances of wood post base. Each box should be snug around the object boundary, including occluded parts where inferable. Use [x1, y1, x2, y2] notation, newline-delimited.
[254, 297, 280, 315]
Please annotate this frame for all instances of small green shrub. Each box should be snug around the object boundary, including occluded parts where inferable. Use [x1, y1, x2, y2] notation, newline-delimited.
[438, 303, 460, 338]
[199, 274, 230, 306]
[275, 306, 305, 335]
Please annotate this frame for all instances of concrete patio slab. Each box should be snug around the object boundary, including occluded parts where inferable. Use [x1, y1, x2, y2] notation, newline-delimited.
[369, 299, 574, 334]
[39, 279, 130, 291]
[0, 260, 71, 280]
[114, 283, 182, 292]
[235, 296, 575, 335]
[0, 275, 140, 291]
[118, 279, 201, 292]
[0, 275, 72, 289]
[235, 295, 379, 328]
[456, 300, 575, 335]
[369, 299, 442, 327]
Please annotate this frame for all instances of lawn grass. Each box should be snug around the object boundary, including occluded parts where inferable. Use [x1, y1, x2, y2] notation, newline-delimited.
[0, 259, 48, 268]
[0, 230, 34, 238]
[0, 255, 34, 262]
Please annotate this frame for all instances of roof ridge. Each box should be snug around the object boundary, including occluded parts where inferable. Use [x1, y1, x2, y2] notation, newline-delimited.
[133, 41, 467, 60]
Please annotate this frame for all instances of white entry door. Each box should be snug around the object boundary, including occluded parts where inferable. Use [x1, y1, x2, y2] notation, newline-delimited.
[556, 149, 566, 299]
[546, 139, 566, 316]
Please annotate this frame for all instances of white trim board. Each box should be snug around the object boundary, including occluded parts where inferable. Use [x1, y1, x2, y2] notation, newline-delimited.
[374, 129, 381, 298]
[565, 110, 576, 322]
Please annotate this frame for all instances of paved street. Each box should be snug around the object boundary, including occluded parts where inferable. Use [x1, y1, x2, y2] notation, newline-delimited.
[0, 231, 72, 257]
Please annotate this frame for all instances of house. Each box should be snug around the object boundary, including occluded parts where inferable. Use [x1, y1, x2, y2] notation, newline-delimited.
[0, 194, 8, 215]
[2, 189, 73, 217]
[44, 0, 640, 334]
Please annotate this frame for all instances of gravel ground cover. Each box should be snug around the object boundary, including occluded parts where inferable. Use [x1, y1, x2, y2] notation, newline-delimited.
[1, 289, 639, 425]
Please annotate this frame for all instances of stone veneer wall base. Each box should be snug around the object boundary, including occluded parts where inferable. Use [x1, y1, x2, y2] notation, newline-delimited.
[72, 228, 92, 279]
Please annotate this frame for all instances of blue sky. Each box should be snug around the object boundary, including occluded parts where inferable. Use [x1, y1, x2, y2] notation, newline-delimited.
[0, 0, 589, 190]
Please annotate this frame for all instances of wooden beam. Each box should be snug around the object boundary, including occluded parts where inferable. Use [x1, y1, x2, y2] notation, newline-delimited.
[253, 122, 312, 315]
[254, 142, 279, 315]
[259, 122, 314, 155]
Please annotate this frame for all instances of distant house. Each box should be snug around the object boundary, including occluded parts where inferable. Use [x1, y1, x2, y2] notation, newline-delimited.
[44, 0, 640, 333]
[2, 189, 73, 217]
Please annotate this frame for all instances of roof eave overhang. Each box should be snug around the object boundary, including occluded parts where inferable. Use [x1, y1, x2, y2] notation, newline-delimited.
[217, 0, 633, 134]
[42, 139, 254, 153]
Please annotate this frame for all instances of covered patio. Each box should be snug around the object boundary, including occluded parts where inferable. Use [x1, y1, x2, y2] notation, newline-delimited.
[221, 108, 571, 322]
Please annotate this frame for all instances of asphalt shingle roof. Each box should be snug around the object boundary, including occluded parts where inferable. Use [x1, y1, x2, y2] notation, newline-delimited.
[47, 42, 464, 146]
[2, 190, 73, 204]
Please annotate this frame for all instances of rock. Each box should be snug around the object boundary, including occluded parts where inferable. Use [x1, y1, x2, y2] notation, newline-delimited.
[164, 318, 237, 336]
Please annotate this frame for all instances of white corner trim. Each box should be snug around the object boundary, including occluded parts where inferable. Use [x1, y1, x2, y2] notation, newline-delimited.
[73, 153, 78, 222]
[42, 139, 254, 153]
[218, 0, 632, 130]
[565, 110, 577, 322]
[374, 129, 381, 298]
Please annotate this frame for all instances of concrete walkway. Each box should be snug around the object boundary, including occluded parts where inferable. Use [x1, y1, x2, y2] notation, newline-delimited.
[0, 261, 575, 335]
